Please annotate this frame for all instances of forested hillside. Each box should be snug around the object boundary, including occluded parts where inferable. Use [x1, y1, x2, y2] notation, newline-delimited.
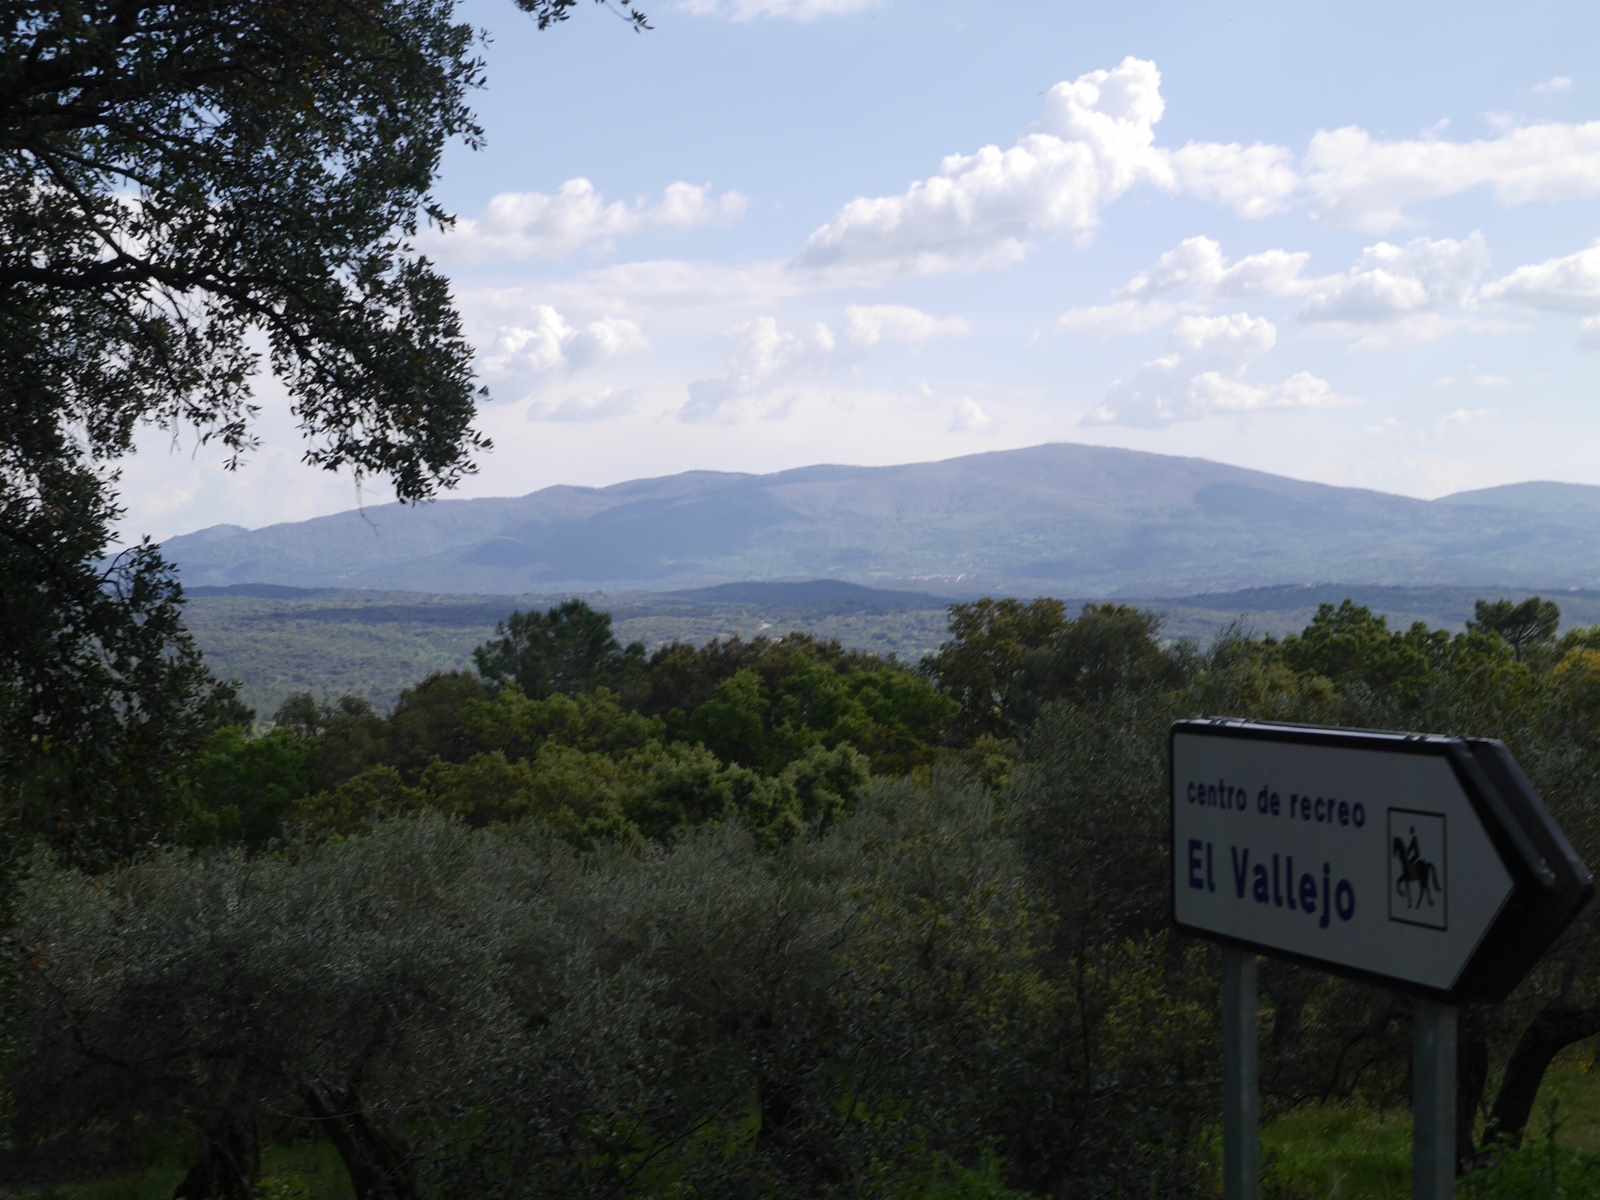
[181, 580, 1600, 720]
[9, 592, 1600, 1197]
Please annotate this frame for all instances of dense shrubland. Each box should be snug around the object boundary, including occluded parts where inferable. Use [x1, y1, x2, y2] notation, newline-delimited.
[6, 593, 1600, 1197]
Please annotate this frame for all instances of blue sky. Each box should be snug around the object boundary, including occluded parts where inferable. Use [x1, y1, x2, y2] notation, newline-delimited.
[121, 0, 1600, 541]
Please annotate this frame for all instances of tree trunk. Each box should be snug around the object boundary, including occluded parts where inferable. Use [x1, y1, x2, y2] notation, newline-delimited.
[171, 1111, 259, 1200]
[302, 1084, 417, 1200]
[1486, 1004, 1600, 1148]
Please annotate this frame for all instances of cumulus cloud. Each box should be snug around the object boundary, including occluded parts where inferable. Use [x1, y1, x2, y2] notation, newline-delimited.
[798, 57, 1296, 275]
[1098, 233, 1493, 346]
[1084, 359, 1348, 427]
[798, 68, 1600, 269]
[1172, 312, 1277, 356]
[1078, 304, 1342, 428]
[526, 387, 641, 423]
[479, 307, 647, 378]
[427, 178, 746, 262]
[1532, 76, 1574, 96]
[679, 0, 881, 18]
[1298, 233, 1489, 323]
[1168, 142, 1298, 220]
[1057, 299, 1177, 336]
[844, 304, 971, 347]
[949, 397, 993, 432]
[1303, 121, 1600, 232]
[1120, 236, 1314, 300]
[1481, 240, 1600, 312]
[681, 316, 837, 422]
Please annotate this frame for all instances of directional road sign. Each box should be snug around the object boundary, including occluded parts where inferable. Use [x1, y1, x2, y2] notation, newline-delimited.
[1171, 719, 1592, 1002]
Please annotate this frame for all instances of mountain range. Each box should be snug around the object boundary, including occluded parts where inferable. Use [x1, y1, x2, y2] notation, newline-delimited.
[160, 443, 1600, 597]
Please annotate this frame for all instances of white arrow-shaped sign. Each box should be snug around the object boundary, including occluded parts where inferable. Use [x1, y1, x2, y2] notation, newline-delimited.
[1171, 720, 1591, 1000]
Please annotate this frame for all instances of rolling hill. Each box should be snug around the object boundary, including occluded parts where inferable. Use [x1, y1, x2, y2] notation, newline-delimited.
[160, 443, 1600, 597]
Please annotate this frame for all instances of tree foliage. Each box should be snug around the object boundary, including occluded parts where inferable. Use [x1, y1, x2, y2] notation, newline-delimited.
[0, 470, 246, 867]
[18, 587, 1600, 1193]
[2, 0, 646, 868]
[473, 600, 647, 700]
[1469, 596, 1562, 662]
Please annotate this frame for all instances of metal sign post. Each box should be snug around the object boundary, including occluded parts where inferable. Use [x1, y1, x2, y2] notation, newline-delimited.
[1413, 1000, 1458, 1200]
[1220, 947, 1259, 1200]
[1171, 718, 1592, 1200]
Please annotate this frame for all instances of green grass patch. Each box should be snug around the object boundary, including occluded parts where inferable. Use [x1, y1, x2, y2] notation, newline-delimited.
[1244, 1048, 1600, 1200]
[1260, 1103, 1413, 1200]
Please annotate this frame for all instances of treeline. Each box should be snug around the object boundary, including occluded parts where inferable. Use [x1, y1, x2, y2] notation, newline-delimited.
[7, 594, 1600, 1197]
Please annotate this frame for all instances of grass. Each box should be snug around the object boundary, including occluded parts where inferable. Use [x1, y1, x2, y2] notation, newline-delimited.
[1248, 1047, 1600, 1200]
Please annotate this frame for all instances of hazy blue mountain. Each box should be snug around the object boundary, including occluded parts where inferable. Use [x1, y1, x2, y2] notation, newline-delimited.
[160, 443, 1600, 597]
[1435, 481, 1600, 517]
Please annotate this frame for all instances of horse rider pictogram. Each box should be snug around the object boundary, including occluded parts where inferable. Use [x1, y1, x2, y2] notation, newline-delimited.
[1393, 824, 1442, 910]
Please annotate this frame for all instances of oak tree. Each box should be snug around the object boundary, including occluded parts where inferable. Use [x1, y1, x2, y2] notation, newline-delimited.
[2, 0, 643, 859]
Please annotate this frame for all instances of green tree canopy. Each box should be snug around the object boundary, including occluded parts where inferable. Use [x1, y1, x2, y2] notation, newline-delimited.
[0, 471, 246, 866]
[2, 0, 643, 867]
[473, 599, 646, 700]
[922, 597, 1070, 742]
[1468, 597, 1562, 661]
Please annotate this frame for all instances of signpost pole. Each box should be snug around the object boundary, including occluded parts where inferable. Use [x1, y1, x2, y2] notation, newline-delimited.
[1412, 998, 1458, 1200]
[1221, 946, 1260, 1200]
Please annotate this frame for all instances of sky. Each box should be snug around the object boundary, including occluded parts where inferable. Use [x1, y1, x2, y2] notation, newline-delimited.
[118, 0, 1600, 543]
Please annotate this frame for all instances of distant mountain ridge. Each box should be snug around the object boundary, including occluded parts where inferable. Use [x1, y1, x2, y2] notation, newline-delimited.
[160, 443, 1600, 597]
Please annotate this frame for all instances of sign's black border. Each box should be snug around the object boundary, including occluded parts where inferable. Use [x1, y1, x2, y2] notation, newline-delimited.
[1169, 718, 1593, 1004]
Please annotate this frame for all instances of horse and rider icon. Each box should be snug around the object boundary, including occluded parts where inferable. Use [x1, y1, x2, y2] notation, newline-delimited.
[1388, 808, 1448, 931]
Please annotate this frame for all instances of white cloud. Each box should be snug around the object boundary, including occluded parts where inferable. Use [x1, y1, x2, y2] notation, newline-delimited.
[1441, 407, 1491, 426]
[1078, 304, 1342, 429]
[680, 316, 837, 422]
[949, 397, 993, 432]
[1083, 359, 1348, 428]
[655, 181, 750, 227]
[479, 307, 647, 378]
[427, 178, 746, 262]
[1172, 312, 1277, 357]
[1057, 299, 1176, 336]
[1481, 240, 1600, 312]
[1303, 121, 1600, 232]
[567, 316, 650, 367]
[1302, 270, 1430, 321]
[1120, 236, 1314, 299]
[1533, 76, 1574, 96]
[844, 304, 971, 347]
[798, 58, 1295, 275]
[1168, 142, 1298, 220]
[679, 0, 882, 18]
[526, 387, 642, 423]
[1581, 316, 1600, 350]
[1299, 233, 1489, 323]
[1072, 233, 1500, 351]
